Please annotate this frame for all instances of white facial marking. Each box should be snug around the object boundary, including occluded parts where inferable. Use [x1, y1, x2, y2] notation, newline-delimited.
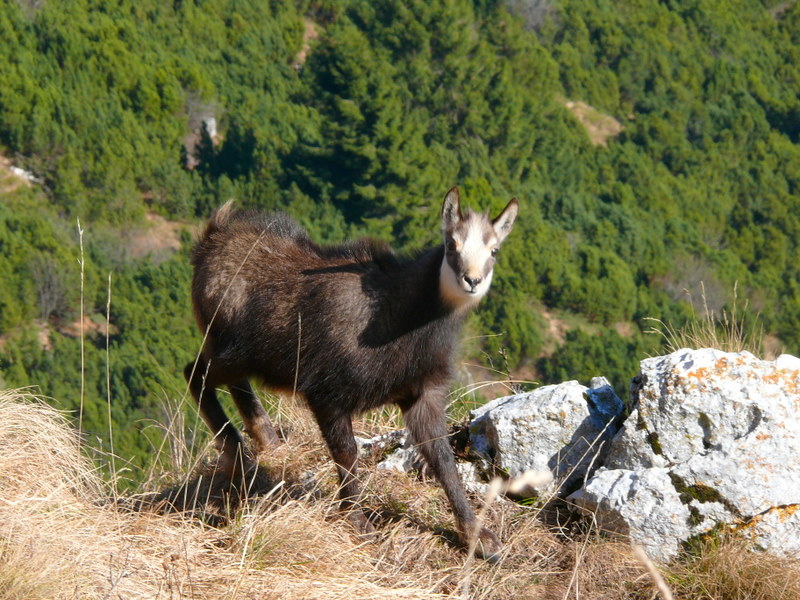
[440, 212, 497, 308]
[438, 191, 518, 310]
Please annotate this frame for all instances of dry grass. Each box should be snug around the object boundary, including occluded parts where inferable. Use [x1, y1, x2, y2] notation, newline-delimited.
[667, 535, 800, 600]
[647, 281, 771, 357]
[0, 389, 443, 599]
[2, 388, 798, 599]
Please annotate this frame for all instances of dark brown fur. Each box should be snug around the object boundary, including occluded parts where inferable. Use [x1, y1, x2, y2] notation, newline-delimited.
[184, 190, 517, 560]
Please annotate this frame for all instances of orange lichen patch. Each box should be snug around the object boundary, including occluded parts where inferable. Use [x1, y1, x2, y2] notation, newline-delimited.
[714, 357, 731, 371]
[686, 367, 712, 380]
[735, 504, 800, 533]
[761, 369, 800, 395]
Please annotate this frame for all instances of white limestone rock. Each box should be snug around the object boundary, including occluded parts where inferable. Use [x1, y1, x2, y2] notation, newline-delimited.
[355, 430, 424, 473]
[456, 461, 490, 496]
[570, 348, 800, 562]
[355, 430, 407, 458]
[634, 349, 798, 464]
[354, 430, 425, 474]
[604, 408, 669, 470]
[744, 506, 800, 558]
[469, 377, 623, 495]
[569, 467, 692, 562]
[376, 444, 423, 473]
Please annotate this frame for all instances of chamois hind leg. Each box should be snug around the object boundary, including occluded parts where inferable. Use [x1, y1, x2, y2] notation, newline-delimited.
[311, 406, 374, 534]
[228, 379, 280, 452]
[184, 356, 247, 474]
[402, 387, 501, 561]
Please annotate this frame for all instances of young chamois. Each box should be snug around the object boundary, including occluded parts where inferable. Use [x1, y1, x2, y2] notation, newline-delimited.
[184, 187, 518, 560]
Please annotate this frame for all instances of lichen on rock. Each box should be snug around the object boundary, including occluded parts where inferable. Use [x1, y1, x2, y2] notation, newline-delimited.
[569, 348, 800, 562]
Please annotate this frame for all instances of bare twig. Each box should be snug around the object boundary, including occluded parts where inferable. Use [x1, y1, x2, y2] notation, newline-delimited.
[77, 218, 85, 439]
[106, 271, 116, 495]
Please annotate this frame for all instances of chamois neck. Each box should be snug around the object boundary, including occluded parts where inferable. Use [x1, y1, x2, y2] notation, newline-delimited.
[356, 246, 461, 349]
[403, 246, 461, 319]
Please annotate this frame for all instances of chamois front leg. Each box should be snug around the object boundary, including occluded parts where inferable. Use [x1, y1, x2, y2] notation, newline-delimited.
[312, 406, 375, 535]
[403, 386, 501, 561]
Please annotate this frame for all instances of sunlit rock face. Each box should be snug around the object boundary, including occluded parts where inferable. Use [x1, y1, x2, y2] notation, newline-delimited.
[468, 377, 623, 495]
[570, 348, 800, 562]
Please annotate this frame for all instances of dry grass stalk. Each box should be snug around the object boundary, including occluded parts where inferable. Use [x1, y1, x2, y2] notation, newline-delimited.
[632, 545, 674, 600]
[77, 218, 86, 438]
[105, 270, 116, 493]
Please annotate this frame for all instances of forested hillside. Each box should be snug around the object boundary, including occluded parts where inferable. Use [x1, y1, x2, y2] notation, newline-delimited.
[1, 0, 798, 480]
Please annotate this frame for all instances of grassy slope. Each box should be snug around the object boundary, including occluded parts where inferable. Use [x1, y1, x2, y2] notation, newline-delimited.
[2, 389, 799, 600]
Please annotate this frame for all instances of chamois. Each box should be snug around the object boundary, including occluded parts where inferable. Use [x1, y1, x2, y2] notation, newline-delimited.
[184, 187, 518, 560]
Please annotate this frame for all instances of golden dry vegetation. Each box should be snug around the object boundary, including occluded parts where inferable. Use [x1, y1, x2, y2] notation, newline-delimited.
[1, 389, 799, 600]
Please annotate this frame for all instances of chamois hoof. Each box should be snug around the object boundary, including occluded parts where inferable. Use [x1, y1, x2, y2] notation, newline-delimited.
[245, 415, 281, 453]
[214, 444, 257, 477]
[473, 527, 502, 564]
[346, 509, 377, 538]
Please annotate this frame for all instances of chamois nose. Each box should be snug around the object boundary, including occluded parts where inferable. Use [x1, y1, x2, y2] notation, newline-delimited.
[464, 275, 482, 289]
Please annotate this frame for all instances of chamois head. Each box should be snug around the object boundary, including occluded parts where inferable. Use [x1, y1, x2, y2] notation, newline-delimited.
[439, 187, 519, 308]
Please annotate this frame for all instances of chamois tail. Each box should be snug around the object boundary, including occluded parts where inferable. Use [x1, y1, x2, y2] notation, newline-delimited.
[201, 199, 236, 240]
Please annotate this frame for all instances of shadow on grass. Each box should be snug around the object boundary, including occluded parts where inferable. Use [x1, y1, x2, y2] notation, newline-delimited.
[115, 450, 461, 552]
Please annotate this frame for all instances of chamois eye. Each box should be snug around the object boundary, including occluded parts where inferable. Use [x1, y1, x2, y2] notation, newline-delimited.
[447, 240, 457, 253]
[491, 247, 499, 257]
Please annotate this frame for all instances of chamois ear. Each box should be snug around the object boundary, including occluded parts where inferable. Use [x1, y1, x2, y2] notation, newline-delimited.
[441, 187, 462, 231]
[492, 198, 519, 243]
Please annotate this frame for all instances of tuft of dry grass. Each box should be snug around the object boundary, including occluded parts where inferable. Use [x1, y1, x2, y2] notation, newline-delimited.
[647, 281, 771, 357]
[666, 535, 800, 600]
